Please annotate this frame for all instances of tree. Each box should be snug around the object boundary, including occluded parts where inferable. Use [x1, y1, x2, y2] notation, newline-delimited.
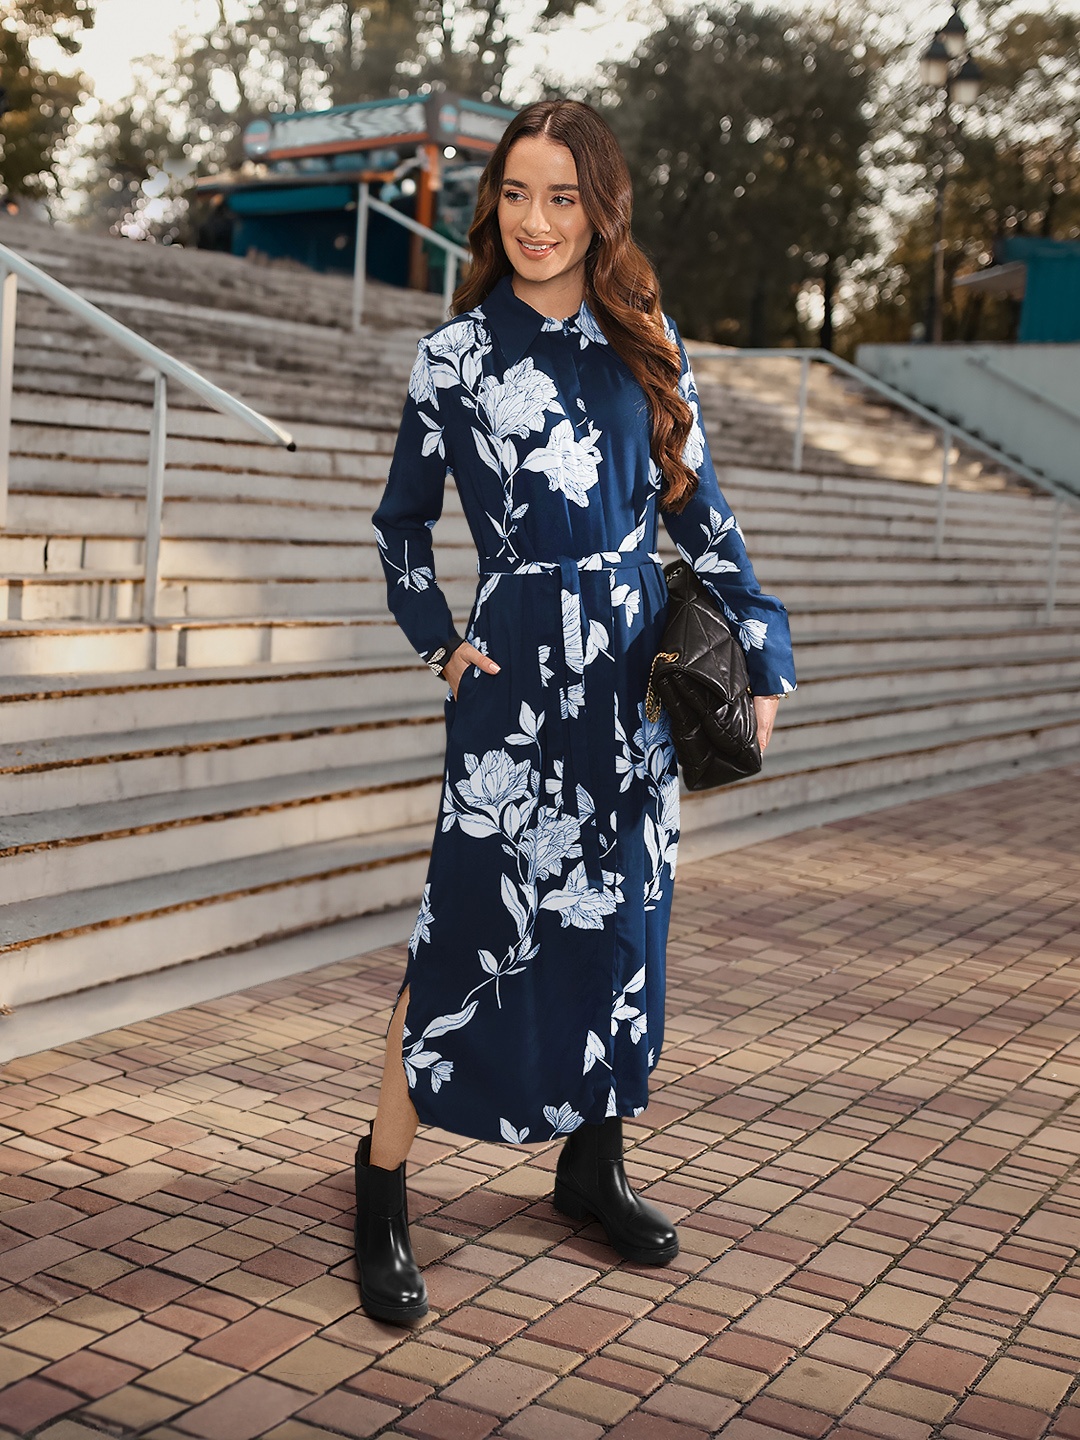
[599, 3, 876, 349]
[328, 0, 594, 107]
[328, 0, 424, 105]
[846, 4, 1080, 345]
[0, 0, 94, 199]
[175, 1, 335, 174]
[78, 83, 187, 239]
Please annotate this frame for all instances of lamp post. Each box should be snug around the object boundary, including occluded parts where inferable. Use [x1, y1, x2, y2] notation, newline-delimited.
[920, 6, 983, 343]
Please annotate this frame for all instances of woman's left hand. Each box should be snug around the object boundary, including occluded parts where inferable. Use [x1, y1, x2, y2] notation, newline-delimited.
[754, 695, 781, 751]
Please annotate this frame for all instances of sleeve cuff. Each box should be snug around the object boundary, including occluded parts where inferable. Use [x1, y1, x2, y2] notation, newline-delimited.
[421, 627, 466, 676]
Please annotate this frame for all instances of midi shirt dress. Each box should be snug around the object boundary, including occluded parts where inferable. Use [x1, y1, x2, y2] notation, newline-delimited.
[372, 273, 796, 1146]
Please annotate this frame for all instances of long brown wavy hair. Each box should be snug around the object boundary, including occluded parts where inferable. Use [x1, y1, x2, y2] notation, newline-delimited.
[453, 99, 697, 513]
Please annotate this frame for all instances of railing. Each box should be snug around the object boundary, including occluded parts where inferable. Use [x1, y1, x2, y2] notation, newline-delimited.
[0, 241, 295, 625]
[688, 345, 1079, 622]
[351, 183, 471, 332]
[964, 352, 1080, 432]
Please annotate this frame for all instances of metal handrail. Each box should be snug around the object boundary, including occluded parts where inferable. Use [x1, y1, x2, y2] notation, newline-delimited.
[964, 353, 1080, 431]
[689, 345, 1077, 621]
[0, 240, 295, 625]
[351, 183, 471, 332]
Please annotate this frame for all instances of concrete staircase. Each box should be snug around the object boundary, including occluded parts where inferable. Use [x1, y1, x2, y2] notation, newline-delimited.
[1, 214, 1079, 1061]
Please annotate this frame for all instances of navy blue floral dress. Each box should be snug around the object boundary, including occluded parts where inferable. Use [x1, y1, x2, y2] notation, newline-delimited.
[372, 273, 795, 1145]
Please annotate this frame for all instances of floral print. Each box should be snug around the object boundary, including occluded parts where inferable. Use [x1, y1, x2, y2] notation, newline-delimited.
[372, 273, 794, 1144]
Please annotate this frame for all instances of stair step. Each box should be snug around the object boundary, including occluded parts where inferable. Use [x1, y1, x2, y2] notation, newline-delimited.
[682, 709, 1080, 837]
[0, 826, 433, 1012]
[1, 754, 444, 901]
[0, 906, 415, 1065]
[0, 660, 436, 742]
[2, 210, 1078, 1067]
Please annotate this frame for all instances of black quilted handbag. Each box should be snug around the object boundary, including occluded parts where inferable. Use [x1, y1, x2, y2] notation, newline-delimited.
[645, 559, 762, 791]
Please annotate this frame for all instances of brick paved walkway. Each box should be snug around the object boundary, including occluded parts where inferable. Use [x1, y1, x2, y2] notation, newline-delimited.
[2, 766, 1080, 1440]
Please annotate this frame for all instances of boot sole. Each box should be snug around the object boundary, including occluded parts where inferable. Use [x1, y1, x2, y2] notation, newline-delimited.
[553, 1178, 679, 1267]
[359, 1289, 429, 1325]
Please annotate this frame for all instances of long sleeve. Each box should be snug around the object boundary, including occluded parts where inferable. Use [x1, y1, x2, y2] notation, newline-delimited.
[660, 318, 796, 697]
[372, 337, 465, 673]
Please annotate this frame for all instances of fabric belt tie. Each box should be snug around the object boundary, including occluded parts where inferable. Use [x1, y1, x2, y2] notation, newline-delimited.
[478, 549, 662, 892]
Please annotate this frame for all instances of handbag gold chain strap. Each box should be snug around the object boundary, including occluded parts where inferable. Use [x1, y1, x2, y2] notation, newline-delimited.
[645, 651, 680, 723]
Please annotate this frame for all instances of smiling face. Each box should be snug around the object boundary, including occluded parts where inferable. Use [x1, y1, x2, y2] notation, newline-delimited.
[497, 133, 596, 310]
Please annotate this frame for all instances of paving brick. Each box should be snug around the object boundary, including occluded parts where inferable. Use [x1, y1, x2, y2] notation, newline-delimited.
[140, 1353, 240, 1402]
[606, 1413, 711, 1440]
[173, 1374, 307, 1439]
[346, 1366, 427, 1407]
[737, 1297, 832, 1346]
[31, 1424, 116, 1440]
[5, 1319, 101, 1361]
[863, 1377, 958, 1424]
[2, 768, 1080, 1439]
[396, 1397, 498, 1439]
[523, 1300, 630, 1352]
[704, 1250, 795, 1294]
[809, 1243, 893, 1286]
[499, 1337, 584, 1376]
[541, 1375, 640, 1425]
[977, 1356, 1070, 1411]
[766, 1356, 872, 1414]
[296, 1387, 402, 1437]
[952, 1394, 1050, 1439]
[84, 1383, 186, 1432]
[889, 1341, 985, 1393]
[641, 1381, 740, 1431]
[706, 1330, 793, 1373]
[439, 1304, 526, 1346]
[501, 1257, 600, 1303]
[499, 1406, 605, 1440]
[807, 1332, 894, 1375]
[192, 1310, 316, 1370]
[1031, 1295, 1080, 1339]
[262, 1336, 370, 1393]
[853, 1284, 941, 1330]
[442, 1356, 553, 1414]
[0, 1236, 83, 1284]
[743, 1396, 834, 1437]
[100, 1269, 193, 1312]
[0, 1378, 82, 1433]
[39, 1350, 140, 1400]
[92, 1318, 191, 1368]
[378, 1342, 474, 1386]
[268, 1275, 359, 1324]
[679, 1355, 768, 1401]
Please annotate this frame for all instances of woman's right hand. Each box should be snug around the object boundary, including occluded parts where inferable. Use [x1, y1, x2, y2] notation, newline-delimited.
[443, 642, 500, 699]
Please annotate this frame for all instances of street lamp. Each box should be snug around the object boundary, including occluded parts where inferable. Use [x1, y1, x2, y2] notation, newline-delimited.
[919, 5, 983, 343]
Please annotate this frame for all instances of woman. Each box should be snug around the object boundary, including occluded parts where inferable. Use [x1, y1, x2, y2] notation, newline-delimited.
[362, 99, 796, 1324]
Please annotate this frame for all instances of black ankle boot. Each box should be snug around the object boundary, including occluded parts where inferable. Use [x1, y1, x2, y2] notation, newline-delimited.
[553, 1116, 679, 1266]
[354, 1133, 428, 1324]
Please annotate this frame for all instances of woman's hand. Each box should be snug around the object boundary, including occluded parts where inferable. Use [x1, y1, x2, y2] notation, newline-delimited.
[443, 642, 500, 700]
[754, 694, 781, 751]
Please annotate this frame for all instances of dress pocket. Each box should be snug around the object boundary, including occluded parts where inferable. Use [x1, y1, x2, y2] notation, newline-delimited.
[447, 661, 482, 729]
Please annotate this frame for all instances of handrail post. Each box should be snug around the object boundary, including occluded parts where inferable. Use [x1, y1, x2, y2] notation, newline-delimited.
[143, 373, 167, 625]
[792, 354, 809, 472]
[0, 262, 17, 529]
[444, 252, 457, 321]
[352, 181, 370, 333]
[933, 428, 951, 557]
[1044, 496, 1064, 624]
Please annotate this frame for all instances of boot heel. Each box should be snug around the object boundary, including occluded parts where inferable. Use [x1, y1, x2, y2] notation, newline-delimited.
[553, 1177, 593, 1221]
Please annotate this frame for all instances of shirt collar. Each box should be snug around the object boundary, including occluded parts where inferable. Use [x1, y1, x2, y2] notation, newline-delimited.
[480, 272, 589, 368]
